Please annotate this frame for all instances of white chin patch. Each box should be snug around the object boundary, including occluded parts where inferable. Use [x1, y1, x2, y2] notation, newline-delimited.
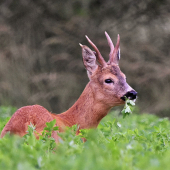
[132, 98, 137, 103]
[127, 97, 137, 103]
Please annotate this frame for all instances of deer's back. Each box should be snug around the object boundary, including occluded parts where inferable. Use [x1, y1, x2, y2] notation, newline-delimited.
[1, 105, 55, 137]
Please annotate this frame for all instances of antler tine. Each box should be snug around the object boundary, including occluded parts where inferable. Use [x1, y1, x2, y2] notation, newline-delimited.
[85, 35, 107, 67]
[105, 31, 114, 60]
[109, 34, 120, 65]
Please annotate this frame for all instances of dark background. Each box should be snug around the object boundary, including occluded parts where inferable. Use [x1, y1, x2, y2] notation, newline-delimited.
[0, 0, 170, 116]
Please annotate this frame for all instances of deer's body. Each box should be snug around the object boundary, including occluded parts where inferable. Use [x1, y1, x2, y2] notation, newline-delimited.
[1, 32, 137, 142]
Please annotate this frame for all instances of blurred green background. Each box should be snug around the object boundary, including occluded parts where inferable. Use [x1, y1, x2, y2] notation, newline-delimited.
[0, 0, 169, 116]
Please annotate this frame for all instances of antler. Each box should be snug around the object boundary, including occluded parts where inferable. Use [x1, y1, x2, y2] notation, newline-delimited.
[105, 31, 114, 60]
[105, 32, 120, 65]
[85, 35, 107, 67]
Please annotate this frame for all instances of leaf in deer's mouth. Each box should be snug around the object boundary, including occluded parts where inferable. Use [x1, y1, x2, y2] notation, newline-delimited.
[121, 98, 135, 118]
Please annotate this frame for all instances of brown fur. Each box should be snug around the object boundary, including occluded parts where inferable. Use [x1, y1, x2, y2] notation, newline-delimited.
[1, 33, 136, 143]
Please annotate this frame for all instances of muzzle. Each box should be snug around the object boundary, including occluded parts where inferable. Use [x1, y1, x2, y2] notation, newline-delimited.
[121, 90, 137, 101]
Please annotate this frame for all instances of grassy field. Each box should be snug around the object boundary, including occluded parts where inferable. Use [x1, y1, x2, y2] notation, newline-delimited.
[0, 106, 170, 170]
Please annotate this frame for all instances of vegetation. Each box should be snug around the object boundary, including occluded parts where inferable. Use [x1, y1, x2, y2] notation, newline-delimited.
[121, 98, 135, 118]
[0, 106, 170, 169]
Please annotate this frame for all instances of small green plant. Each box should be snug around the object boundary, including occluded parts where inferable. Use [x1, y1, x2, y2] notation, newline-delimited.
[121, 98, 135, 118]
[1, 106, 170, 170]
[40, 119, 59, 150]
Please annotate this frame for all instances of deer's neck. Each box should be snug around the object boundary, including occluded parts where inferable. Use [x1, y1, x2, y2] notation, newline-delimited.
[58, 82, 111, 129]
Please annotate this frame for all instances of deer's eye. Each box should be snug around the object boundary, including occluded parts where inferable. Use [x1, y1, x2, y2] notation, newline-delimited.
[105, 79, 113, 84]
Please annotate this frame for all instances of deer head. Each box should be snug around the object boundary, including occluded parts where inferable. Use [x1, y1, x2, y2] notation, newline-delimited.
[80, 32, 137, 108]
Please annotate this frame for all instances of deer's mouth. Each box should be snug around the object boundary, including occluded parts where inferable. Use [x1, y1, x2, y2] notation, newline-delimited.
[121, 90, 137, 101]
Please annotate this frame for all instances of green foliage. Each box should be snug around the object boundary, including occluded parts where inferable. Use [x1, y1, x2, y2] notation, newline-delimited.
[0, 106, 17, 119]
[121, 98, 135, 118]
[1, 106, 170, 169]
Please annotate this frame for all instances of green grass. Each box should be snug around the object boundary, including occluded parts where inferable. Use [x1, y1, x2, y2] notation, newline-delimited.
[0, 106, 170, 170]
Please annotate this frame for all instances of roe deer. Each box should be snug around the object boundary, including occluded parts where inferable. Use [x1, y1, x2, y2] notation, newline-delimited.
[0, 32, 137, 143]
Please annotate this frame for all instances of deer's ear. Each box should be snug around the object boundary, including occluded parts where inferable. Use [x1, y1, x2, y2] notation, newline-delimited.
[80, 44, 98, 77]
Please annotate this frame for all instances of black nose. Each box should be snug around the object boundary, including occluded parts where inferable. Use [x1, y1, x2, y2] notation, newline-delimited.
[121, 90, 137, 101]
